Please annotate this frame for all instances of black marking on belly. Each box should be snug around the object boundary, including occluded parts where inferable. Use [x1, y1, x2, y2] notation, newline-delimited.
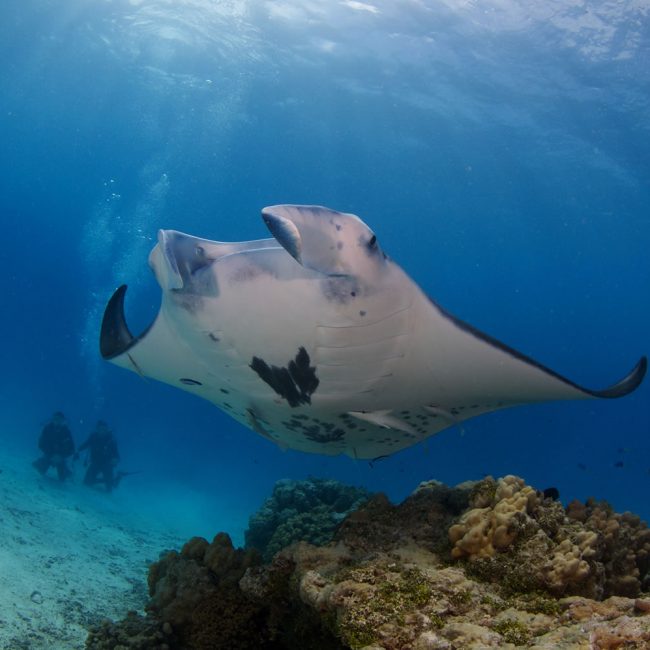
[321, 276, 360, 304]
[304, 427, 345, 444]
[278, 414, 347, 445]
[250, 347, 319, 407]
[179, 378, 202, 386]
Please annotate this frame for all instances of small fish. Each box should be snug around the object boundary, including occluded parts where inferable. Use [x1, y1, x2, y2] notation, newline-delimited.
[614, 461, 624, 468]
[577, 463, 587, 470]
[543, 487, 560, 500]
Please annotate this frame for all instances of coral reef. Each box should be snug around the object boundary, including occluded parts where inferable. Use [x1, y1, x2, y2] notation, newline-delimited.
[245, 477, 372, 562]
[86, 525, 344, 649]
[86, 475, 650, 650]
[566, 497, 650, 596]
[449, 475, 650, 600]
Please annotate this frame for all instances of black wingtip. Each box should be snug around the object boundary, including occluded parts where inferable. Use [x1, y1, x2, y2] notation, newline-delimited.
[99, 285, 135, 360]
[586, 356, 647, 399]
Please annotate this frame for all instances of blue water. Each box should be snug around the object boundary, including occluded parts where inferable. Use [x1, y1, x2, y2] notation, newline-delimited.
[1, 0, 648, 531]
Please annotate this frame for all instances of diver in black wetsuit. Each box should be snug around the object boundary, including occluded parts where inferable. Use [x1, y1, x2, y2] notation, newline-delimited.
[32, 411, 75, 481]
[79, 420, 121, 492]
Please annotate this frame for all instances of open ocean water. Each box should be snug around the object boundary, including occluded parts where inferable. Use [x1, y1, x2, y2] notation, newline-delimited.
[0, 0, 648, 540]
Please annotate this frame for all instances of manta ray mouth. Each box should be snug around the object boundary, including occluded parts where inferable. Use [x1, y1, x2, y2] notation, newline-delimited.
[151, 229, 215, 292]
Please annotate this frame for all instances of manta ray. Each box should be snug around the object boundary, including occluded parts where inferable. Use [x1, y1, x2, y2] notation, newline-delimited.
[100, 205, 646, 459]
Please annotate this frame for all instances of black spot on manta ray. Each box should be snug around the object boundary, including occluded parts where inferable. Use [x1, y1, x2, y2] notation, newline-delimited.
[250, 347, 319, 408]
[321, 276, 359, 304]
[304, 428, 345, 444]
[179, 378, 202, 386]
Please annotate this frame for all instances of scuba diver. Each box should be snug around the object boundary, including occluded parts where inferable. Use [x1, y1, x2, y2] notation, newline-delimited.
[78, 420, 122, 492]
[32, 411, 75, 481]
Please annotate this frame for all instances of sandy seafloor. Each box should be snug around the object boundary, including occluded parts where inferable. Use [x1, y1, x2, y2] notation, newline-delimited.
[0, 447, 250, 650]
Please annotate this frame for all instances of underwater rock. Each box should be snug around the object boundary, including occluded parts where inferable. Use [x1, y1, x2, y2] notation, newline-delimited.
[87, 533, 270, 650]
[86, 475, 650, 650]
[245, 477, 372, 562]
[85, 610, 176, 650]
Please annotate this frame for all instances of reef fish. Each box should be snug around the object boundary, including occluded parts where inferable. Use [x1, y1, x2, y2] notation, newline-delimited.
[100, 205, 646, 459]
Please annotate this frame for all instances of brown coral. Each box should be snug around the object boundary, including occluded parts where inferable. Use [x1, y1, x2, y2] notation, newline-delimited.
[145, 533, 271, 648]
[449, 476, 650, 600]
[448, 475, 538, 559]
[567, 498, 650, 596]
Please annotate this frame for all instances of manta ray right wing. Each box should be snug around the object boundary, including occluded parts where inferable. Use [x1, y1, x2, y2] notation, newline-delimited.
[412, 292, 647, 412]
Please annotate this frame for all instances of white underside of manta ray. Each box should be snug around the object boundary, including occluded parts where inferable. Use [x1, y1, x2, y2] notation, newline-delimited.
[100, 205, 646, 459]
